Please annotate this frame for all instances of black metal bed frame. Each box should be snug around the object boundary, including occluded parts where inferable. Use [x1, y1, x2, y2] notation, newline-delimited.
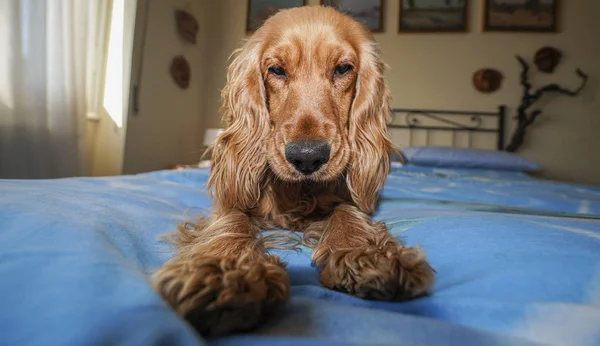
[387, 106, 507, 151]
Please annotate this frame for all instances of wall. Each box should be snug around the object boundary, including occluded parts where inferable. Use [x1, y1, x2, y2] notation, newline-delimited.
[196, 0, 248, 148]
[122, 0, 210, 174]
[89, 0, 138, 176]
[198, 0, 600, 186]
[88, 0, 211, 176]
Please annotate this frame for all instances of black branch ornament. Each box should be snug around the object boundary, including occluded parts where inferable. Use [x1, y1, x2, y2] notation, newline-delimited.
[505, 55, 589, 152]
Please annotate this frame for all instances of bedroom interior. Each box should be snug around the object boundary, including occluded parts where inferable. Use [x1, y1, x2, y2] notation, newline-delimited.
[1, 1, 600, 346]
[71, 0, 598, 186]
[191, 0, 599, 186]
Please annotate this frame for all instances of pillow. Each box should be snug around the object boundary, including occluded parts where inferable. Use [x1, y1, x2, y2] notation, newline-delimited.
[390, 150, 406, 163]
[400, 146, 541, 172]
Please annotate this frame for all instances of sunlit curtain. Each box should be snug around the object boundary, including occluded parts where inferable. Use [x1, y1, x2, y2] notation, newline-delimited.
[0, 0, 110, 178]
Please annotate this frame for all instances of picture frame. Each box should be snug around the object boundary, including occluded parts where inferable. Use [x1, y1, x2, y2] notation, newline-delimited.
[246, 0, 306, 33]
[482, 0, 559, 32]
[399, 0, 469, 33]
[321, 0, 384, 32]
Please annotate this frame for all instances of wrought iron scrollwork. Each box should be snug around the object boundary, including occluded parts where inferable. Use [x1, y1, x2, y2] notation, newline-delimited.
[388, 106, 507, 150]
[403, 111, 482, 130]
[405, 112, 420, 126]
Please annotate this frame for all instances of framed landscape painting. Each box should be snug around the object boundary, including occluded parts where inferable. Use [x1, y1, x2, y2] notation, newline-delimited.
[483, 0, 559, 32]
[246, 0, 306, 32]
[321, 0, 384, 32]
[399, 0, 469, 33]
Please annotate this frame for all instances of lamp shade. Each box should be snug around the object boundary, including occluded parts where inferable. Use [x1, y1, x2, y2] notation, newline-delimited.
[203, 128, 224, 147]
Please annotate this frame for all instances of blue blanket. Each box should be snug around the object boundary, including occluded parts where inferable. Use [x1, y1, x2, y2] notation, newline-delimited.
[1, 164, 600, 346]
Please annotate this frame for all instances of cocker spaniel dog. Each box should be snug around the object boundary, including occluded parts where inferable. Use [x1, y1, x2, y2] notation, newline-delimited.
[152, 6, 434, 337]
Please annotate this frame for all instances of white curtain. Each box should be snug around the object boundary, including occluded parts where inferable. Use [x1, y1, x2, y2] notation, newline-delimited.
[0, 0, 110, 179]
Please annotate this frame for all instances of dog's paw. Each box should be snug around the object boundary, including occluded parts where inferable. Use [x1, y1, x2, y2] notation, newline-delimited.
[151, 254, 290, 337]
[315, 240, 435, 301]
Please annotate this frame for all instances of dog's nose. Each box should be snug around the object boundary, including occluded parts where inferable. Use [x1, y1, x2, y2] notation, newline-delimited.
[285, 141, 330, 175]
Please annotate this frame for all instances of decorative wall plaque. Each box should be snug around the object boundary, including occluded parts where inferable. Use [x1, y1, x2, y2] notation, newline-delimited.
[170, 55, 191, 89]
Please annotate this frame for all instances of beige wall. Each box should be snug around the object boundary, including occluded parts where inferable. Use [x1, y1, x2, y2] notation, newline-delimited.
[122, 0, 209, 174]
[87, 0, 211, 176]
[198, 0, 600, 186]
[89, 0, 138, 176]
[196, 0, 248, 146]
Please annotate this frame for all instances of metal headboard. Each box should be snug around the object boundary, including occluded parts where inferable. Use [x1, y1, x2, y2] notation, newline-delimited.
[388, 106, 507, 150]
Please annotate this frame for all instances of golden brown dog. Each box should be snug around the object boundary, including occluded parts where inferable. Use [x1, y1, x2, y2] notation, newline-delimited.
[152, 6, 434, 337]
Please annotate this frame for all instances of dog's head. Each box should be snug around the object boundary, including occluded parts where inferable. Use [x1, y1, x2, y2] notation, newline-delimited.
[210, 6, 392, 212]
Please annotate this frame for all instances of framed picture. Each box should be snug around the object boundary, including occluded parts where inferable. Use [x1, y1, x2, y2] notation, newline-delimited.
[483, 0, 559, 32]
[399, 0, 469, 33]
[321, 0, 384, 32]
[246, 0, 306, 32]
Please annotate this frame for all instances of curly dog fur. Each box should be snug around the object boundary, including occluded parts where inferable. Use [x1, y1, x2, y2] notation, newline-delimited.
[152, 6, 435, 337]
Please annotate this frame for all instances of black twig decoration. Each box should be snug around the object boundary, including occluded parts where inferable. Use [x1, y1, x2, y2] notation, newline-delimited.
[505, 55, 589, 152]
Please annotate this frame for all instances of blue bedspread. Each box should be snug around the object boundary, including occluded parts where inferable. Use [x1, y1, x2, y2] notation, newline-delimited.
[1, 164, 600, 346]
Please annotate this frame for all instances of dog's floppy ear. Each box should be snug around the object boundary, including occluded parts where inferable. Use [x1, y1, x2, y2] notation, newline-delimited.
[207, 38, 270, 213]
[346, 41, 393, 213]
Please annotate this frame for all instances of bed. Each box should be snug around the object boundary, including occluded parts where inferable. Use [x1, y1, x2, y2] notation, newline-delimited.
[1, 107, 600, 346]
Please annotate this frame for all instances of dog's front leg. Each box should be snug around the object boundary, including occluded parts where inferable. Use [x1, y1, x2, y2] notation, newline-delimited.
[151, 210, 290, 337]
[311, 204, 434, 301]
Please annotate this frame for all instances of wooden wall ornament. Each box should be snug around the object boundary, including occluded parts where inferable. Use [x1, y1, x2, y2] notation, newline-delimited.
[170, 55, 191, 89]
[473, 68, 503, 93]
[175, 10, 198, 44]
[505, 55, 589, 153]
[534, 46, 562, 73]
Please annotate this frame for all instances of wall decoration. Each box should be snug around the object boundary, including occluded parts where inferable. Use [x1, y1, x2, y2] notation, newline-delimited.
[170, 55, 191, 90]
[534, 46, 562, 73]
[321, 0, 384, 32]
[483, 0, 559, 32]
[505, 55, 588, 152]
[246, 0, 306, 32]
[473, 68, 503, 93]
[399, 0, 468, 33]
[175, 10, 199, 44]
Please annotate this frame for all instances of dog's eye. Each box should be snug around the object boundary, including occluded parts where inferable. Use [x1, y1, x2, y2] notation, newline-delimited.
[334, 64, 353, 76]
[268, 66, 286, 77]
